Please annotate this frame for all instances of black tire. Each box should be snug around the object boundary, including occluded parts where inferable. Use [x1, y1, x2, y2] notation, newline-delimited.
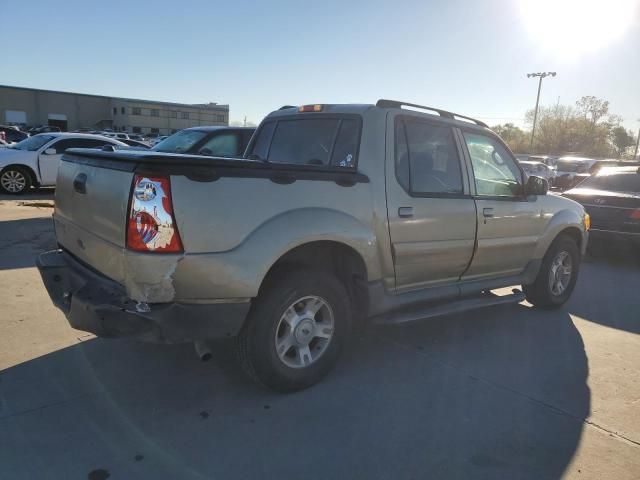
[0, 166, 32, 195]
[237, 269, 351, 393]
[523, 235, 580, 309]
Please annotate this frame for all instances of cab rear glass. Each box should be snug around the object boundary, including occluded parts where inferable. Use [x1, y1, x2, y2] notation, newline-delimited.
[248, 115, 361, 169]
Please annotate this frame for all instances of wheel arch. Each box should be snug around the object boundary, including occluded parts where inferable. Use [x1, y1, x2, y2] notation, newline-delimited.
[0, 164, 38, 189]
[259, 240, 370, 321]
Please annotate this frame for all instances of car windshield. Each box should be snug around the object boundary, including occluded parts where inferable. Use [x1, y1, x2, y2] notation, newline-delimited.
[10, 135, 56, 151]
[152, 130, 207, 153]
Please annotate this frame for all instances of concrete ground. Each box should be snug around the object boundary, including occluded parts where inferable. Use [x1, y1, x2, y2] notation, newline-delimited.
[0, 190, 639, 480]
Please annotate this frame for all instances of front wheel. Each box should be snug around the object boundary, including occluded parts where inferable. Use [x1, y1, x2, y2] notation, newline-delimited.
[237, 269, 351, 392]
[523, 235, 580, 309]
[0, 166, 32, 195]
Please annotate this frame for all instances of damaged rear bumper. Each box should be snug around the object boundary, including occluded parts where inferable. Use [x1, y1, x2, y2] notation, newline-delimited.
[36, 249, 250, 343]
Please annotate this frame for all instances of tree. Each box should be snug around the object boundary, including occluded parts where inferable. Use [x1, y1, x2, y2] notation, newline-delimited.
[491, 123, 529, 153]
[576, 96, 610, 125]
[610, 126, 636, 158]
[521, 96, 619, 157]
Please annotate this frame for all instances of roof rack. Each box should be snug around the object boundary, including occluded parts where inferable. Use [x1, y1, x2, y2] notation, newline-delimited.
[376, 99, 488, 128]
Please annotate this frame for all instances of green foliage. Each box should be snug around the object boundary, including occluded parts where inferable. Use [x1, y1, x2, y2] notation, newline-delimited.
[491, 123, 529, 153]
[610, 126, 636, 157]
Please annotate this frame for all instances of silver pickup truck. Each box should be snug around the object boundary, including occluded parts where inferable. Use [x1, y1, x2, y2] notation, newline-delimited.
[37, 100, 589, 392]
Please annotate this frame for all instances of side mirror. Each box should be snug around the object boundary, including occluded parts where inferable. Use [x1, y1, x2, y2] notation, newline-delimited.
[525, 175, 548, 196]
[43, 148, 57, 155]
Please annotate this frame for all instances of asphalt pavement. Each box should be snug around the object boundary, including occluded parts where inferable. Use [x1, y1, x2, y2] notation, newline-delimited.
[0, 190, 638, 480]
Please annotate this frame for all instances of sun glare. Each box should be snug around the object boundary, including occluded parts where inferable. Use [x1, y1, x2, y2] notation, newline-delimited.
[518, 0, 638, 59]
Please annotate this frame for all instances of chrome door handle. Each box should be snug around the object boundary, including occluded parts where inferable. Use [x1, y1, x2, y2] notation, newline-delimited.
[398, 207, 414, 218]
[483, 208, 494, 218]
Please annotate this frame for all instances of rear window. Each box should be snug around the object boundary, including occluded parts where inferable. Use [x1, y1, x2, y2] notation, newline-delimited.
[580, 174, 640, 193]
[248, 117, 361, 168]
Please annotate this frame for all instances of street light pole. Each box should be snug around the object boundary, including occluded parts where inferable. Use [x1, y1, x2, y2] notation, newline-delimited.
[527, 71, 556, 150]
[634, 120, 640, 160]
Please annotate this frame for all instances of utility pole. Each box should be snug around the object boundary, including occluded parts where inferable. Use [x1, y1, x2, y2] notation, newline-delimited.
[243, 116, 247, 127]
[527, 71, 556, 150]
[634, 119, 640, 160]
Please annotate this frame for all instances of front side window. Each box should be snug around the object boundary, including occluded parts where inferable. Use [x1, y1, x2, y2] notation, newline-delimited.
[49, 138, 88, 153]
[248, 117, 360, 167]
[464, 132, 522, 197]
[395, 118, 464, 195]
[196, 133, 239, 157]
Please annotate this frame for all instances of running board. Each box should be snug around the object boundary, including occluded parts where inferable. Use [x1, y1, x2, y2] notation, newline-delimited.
[372, 290, 526, 326]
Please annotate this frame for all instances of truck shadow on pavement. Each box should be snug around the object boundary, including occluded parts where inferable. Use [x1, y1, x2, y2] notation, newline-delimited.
[0, 304, 589, 480]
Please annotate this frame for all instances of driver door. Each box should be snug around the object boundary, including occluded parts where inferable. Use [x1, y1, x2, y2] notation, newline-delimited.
[39, 138, 113, 185]
[38, 139, 67, 185]
[459, 130, 543, 280]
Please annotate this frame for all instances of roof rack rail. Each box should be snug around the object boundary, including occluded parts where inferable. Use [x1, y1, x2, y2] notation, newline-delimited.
[278, 105, 297, 110]
[376, 99, 488, 128]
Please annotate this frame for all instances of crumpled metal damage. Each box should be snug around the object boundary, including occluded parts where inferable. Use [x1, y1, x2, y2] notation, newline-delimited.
[122, 253, 183, 303]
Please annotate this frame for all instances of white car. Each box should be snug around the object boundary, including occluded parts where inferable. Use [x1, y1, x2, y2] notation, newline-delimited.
[0, 133, 126, 194]
[518, 160, 556, 186]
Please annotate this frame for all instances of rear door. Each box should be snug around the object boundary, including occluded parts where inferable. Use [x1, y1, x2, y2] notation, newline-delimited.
[459, 130, 544, 280]
[386, 114, 477, 292]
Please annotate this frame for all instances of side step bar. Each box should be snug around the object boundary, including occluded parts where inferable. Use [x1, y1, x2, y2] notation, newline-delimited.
[372, 290, 526, 326]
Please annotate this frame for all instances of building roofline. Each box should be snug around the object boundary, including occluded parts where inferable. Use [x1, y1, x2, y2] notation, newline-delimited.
[0, 84, 229, 111]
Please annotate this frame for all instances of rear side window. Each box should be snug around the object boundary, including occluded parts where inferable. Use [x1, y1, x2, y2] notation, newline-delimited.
[51, 138, 110, 153]
[395, 118, 464, 195]
[248, 116, 361, 168]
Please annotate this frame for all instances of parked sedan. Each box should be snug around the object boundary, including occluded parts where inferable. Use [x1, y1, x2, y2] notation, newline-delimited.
[562, 166, 640, 249]
[0, 133, 126, 194]
[152, 126, 255, 157]
[518, 160, 556, 186]
[553, 157, 597, 190]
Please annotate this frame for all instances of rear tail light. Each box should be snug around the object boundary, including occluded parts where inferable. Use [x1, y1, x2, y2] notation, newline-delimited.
[126, 174, 183, 253]
[629, 209, 640, 220]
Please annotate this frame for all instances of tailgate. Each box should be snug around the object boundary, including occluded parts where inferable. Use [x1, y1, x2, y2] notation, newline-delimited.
[54, 153, 135, 281]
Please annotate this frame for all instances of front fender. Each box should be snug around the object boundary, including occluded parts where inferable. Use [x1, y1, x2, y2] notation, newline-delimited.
[532, 207, 587, 259]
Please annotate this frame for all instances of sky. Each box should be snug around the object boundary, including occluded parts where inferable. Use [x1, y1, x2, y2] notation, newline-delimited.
[2, 0, 639, 130]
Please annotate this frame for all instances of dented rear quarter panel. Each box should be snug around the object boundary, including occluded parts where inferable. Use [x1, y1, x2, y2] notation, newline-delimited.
[53, 107, 392, 304]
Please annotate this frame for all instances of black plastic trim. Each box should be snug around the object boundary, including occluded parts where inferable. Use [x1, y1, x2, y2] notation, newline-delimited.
[62, 152, 370, 185]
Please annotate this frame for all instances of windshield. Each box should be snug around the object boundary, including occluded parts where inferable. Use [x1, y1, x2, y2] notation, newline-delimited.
[152, 130, 207, 153]
[10, 135, 55, 151]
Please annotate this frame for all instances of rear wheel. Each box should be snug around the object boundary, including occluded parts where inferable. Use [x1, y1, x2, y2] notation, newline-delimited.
[523, 235, 580, 309]
[0, 166, 31, 195]
[237, 269, 351, 392]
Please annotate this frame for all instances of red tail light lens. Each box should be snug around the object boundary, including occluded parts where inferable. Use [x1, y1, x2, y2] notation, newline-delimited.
[629, 209, 640, 220]
[126, 174, 183, 253]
